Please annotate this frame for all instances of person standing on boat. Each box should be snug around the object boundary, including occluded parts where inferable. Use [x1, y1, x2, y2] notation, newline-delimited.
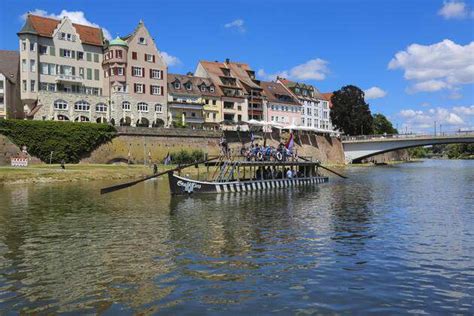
[286, 168, 293, 179]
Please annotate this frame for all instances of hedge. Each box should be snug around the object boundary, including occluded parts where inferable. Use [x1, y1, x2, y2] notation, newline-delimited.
[170, 149, 205, 165]
[0, 119, 116, 163]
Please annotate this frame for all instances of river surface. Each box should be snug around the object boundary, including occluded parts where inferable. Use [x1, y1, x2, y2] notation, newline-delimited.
[0, 159, 473, 314]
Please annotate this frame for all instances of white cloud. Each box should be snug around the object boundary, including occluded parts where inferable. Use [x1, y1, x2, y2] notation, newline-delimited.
[453, 105, 474, 115]
[224, 19, 245, 32]
[160, 52, 181, 67]
[258, 58, 330, 82]
[389, 39, 474, 93]
[364, 86, 387, 99]
[22, 9, 112, 39]
[438, 1, 472, 19]
[398, 107, 469, 132]
[420, 102, 431, 107]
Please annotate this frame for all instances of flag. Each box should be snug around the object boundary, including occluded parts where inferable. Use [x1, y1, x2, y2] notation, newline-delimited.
[163, 152, 171, 165]
[285, 133, 294, 151]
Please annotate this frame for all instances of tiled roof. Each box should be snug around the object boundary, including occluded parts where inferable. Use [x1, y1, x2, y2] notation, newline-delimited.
[198, 61, 244, 97]
[0, 50, 19, 83]
[321, 93, 334, 108]
[168, 73, 220, 97]
[278, 78, 325, 100]
[226, 62, 261, 90]
[19, 14, 103, 47]
[260, 81, 300, 106]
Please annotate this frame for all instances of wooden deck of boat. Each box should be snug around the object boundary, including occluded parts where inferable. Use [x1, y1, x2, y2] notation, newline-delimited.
[204, 160, 319, 167]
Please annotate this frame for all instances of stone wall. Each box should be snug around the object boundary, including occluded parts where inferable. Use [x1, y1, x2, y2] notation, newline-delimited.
[362, 149, 410, 163]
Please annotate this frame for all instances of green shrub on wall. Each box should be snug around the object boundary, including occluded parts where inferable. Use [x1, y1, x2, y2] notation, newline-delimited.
[0, 120, 116, 163]
[170, 149, 204, 164]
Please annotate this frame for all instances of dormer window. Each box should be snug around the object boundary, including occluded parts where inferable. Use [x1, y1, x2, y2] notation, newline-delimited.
[210, 86, 215, 92]
[138, 37, 146, 45]
[174, 81, 181, 89]
[185, 83, 192, 90]
[200, 85, 206, 92]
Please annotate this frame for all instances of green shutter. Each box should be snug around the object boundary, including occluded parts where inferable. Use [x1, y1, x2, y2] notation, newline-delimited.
[94, 69, 99, 81]
[87, 53, 91, 61]
[87, 68, 92, 80]
[50, 47, 55, 56]
[94, 54, 99, 63]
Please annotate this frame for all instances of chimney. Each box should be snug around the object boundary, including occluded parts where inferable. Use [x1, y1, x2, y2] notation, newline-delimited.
[225, 58, 230, 64]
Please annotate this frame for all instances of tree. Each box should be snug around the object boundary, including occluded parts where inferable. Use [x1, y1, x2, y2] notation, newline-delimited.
[372, 113, 398, 135]
[330, 85, 373, 135]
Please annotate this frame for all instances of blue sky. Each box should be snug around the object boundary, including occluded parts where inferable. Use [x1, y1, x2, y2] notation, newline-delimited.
[1, 0, 473, 133]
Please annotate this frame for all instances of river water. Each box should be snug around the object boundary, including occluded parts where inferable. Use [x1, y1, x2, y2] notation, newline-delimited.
[0, 160, 473, 314]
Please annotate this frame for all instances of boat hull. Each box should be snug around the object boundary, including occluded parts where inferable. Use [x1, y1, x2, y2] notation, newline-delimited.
[168, 172, 329, 195]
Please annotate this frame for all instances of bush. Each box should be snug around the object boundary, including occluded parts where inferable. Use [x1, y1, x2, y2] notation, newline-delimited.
[0, 119, 116, 163]
[170, 149, 204, 164]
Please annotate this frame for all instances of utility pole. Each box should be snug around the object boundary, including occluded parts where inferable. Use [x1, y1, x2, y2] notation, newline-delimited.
[434, 121, 437, 136]
[440, 124, 442, 136]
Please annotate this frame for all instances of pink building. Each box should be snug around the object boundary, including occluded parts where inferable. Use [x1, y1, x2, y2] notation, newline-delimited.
[260, 81, 301, 126]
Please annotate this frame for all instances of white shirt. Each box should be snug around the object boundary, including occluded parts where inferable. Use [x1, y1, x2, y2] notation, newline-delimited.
[286, 170, 293, 179]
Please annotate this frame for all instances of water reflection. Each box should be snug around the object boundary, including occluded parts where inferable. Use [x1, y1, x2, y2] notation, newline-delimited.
[0, 160, 473, 314]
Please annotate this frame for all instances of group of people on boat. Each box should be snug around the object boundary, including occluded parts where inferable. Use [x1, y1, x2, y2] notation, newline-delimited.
[242, 143, 297, 162]
[255, 166, 304, 180]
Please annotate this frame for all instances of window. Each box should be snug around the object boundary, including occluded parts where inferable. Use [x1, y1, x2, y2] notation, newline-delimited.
[145, 54, 153, 62]
[94, 54, 99, 63]
[95, 103, 107, 112]
[22, 80, 27, 92]
[61, 49, 72, 58]
[174, 81, 181, 89]
[138, 37, 146, 44]
[54, 100, 68, 110]
[22, 59, 27, 72]
[134, 83, 144, 93]
[132, 67, 143, 77]
[30, 80, 35, 92]
[117, 67, 124, 75]
[210, 86, 215, 92]
[150, 69, 161, 79]
[212, 100, 217, 105]
[74, 100, 90, 111]
[79, 67, 84, 77]
[116, 50, 123, 59]
[155, 104, 163, 113]
[201, 85, 206, 92]
[39, 45, 48, 55]
[185, 83, 192, 90]
[86, 52, 92, 62]
[122, 101, 131, 111]
[137, 102, 148, 112]
[30, 42, 35, 51]
[21, 41, 26, 51]
[0, 96, 3, 105]
[30, 60, 36, 72]
[151, 85, 161, 95]
[87, 68, 92, 80]
[77, 51, 84, 60]
[132, 52, 137, 60]
[94, 69, 99, 81]
[67, 33, 72, 41]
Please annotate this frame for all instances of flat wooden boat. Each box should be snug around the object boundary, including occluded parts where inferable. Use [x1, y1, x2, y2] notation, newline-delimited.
[168, 159, 329, 195]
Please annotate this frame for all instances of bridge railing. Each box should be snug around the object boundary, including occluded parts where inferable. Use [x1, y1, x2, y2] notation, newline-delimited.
[341, 130, 474, 141]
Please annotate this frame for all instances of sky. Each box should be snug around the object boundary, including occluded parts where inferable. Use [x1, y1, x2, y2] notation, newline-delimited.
[0, 0, 473, 133]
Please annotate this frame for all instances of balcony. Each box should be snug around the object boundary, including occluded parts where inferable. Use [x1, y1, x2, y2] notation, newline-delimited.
[169, 101, 204, 110]
[56, 74, 84, 84]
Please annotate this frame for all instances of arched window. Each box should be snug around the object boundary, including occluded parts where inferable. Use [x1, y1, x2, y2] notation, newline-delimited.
[155, 103, 163, 113]
[75, 116, 90, 122]
[57, 114, 69, 121]
[95, 103, 107, 112]
[54, 99, 68, 110]
[137, 102, 148, 112]
[122, 101, 131, 111]
[74, 100, 90, 111]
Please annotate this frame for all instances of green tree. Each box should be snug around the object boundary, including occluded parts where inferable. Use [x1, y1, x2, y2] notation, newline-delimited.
[330, 85, 373, 135]
[372, 113, 398, 135]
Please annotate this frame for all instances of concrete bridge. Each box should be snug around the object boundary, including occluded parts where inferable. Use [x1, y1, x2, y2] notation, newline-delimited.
[342, 132, 474, 163]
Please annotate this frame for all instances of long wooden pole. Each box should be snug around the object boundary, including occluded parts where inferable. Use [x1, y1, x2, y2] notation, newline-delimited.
[297, 155, 347, 179]
[100, 157, 218, 195]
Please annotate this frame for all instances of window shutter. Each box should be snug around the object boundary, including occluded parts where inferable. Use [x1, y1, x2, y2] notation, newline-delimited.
[142, 84, 146, 94]
[150, 69, 152, 78]
[152, 55, 155, 63]
[142, 68, 145, 77]
[134, 84, 137, 93]
[71, 51, 75, 59]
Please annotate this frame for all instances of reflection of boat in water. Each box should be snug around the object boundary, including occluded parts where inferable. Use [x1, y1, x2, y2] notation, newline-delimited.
[168, 158, 328, 195]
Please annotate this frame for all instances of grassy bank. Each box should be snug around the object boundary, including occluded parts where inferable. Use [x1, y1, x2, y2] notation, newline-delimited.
[0, 163, 217, 185]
